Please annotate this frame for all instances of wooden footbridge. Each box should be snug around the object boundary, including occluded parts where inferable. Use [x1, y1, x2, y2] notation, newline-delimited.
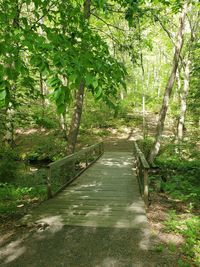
[3, 143, 177, 267]
[25, 142, 150, 229]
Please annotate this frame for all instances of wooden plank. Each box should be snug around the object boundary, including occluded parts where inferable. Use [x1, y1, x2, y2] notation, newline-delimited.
[33, 214, 148, 229]
[26, 152, 148, 230]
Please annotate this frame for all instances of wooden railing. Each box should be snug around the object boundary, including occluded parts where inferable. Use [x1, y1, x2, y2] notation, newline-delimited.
[134, 141, 150, 207]
[46, 142, 104, 198]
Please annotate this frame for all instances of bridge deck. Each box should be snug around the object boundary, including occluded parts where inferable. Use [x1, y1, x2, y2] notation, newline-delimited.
[30, 152, 148, 229]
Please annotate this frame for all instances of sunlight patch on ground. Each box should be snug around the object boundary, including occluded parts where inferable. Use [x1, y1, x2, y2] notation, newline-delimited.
[95, 257, 119, 267]
[36, 215, 64, 234]
[101, 158, 132, 167]
[126, 203, 145, 213]
[139, 228, 150, 251]
[0, 239, 26, 264]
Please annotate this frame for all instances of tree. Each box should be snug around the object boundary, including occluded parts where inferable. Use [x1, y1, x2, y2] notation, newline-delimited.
[67, 0, 91, 154]
[67, 0, 126, 154]
[176, 8, 199, 143]
[148, 2, 188, 165]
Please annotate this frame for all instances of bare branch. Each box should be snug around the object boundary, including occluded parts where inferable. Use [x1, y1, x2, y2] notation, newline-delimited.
[91, 12, 128, 32]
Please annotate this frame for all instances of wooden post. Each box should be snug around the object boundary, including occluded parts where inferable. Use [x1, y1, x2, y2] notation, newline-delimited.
[143, 169, 148, 207]
[46, 166, 53, 199]
[72, 159, 76, 177]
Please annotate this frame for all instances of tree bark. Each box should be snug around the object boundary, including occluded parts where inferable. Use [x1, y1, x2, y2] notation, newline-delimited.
[60, 110, 68, 140]
[67, 0, 91, 154]
[177, 59, 190, 141]
[148, 3, 188, 165]
[176, 7, 199, 141]
[4, 1, 20, 147]
[39, 72, 46, 119]
[4, 103, 15, 147]
[67, 81, 85, 154]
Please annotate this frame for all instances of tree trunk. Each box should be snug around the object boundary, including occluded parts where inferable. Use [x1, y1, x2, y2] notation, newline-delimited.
[177, 59, 190, 141]
[60, 110, 68, 140]
[4, 103, 15, 147]
[39, 72, 46, 119]
[67, 81, 85, 154]
[148, 3, 188, 165]
[4, 1, 20, 147]
[67, 0, 91, 154]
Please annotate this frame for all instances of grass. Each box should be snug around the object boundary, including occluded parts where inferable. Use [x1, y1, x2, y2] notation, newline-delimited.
[165, 212, 200, 266]
[0, 183, 47, 216]
[145, 139, 200, 267]
[0, 147, 48, 217]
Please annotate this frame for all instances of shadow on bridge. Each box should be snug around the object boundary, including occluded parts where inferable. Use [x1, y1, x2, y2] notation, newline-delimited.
[0, 218, 176, 267]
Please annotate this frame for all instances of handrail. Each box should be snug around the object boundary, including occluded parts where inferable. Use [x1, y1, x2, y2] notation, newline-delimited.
[46, 142, 104, 198]
[134, 141, 150, 207]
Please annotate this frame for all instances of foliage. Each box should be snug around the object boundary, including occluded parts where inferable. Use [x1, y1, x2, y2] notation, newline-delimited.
[0, 0, 126, 114]
[148, 141, 200, 266]
[0, 182, 46, 215]
[25, 136, 66, 162]
[32, 113, 58, 129]
[137, 137, 154, 157]
[162, 174, 200, 204]
[149, 142, 200, 206]
[165, 211, 200, 266]
[0, 146, 20, 183]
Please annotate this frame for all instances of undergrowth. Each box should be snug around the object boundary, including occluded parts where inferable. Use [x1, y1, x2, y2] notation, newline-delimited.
[165, 211, 200, 266]
[144, 140, 200, 267]
[0, 183, 46, 216]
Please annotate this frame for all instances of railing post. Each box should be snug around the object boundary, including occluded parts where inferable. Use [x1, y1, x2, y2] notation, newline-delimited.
[144, 168, 149, 207]
[46, 166, 53, 199]
[72, 159, 76, 176]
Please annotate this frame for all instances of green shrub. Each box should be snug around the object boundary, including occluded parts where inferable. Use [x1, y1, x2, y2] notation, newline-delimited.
[26, 137, 66, 162]
[0, 182, 46, 214]
[0, 147, 20, 183]
[137, 137, 154, 157]
[33, 115, 58, 129]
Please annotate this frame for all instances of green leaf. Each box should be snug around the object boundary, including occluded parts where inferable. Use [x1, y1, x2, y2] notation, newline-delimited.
[57, 104, 66, 114]
[92, 79, 98, 89]
[0, 90, 6, 101]
[85, 73, 93, 87]
[95, 87, 102, 100]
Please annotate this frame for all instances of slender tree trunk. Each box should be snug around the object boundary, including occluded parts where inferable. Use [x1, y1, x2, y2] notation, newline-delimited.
[120, 91, 124, 100]
[67, 0, 91, 154]
[139, 37, 146, 139]
[67, 82, 85, 154]
[60, 110, 68, 140]
[177, 59, 190, 141]
[5, 1, 20, 147]
[157, 47, 163, 98]
[4, 103, 15, 147]
[148, 3, 188, 165]
[39, 72, 45, 119]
